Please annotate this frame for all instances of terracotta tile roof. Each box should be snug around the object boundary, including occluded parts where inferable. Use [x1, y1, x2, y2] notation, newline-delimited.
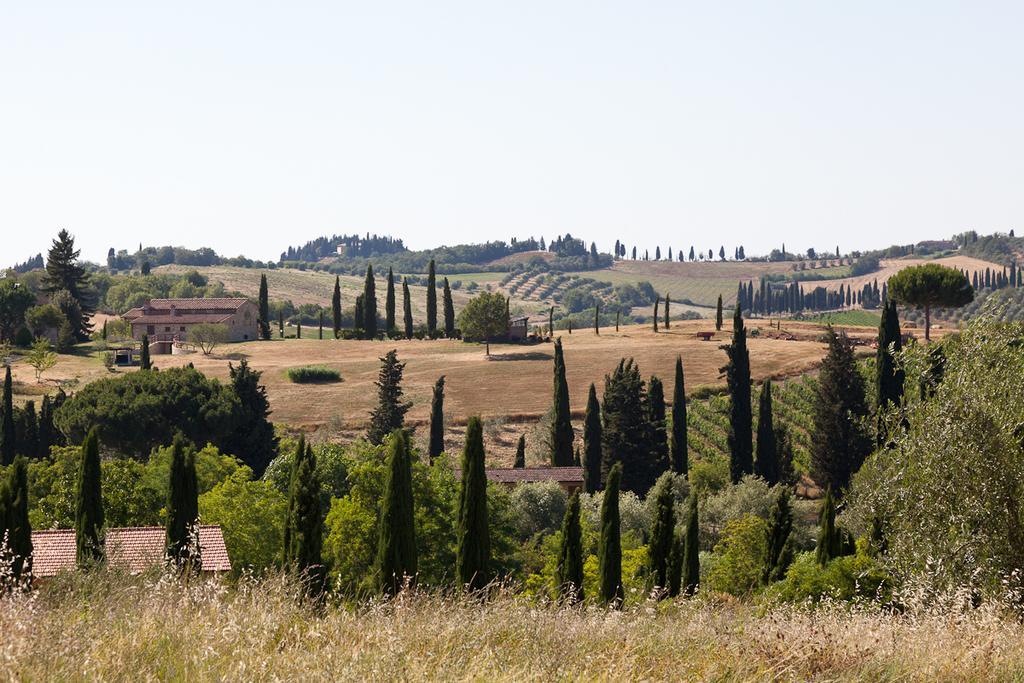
[146, 298, 250, 310]
[31, 526, 232, 577]
[484, 467, 584, 484]
[128, 313, 235, 325]
[123, 298, 250, 323]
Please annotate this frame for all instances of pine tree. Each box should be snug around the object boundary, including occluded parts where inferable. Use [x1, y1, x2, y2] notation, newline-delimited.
[598, 463, 624, 607]
[647, 472, 675, 595]
[716, 294, 723, 331]
[722, 304, 752, 483]
[601, 359, 657, 495]
[663, 294, 670, 329]
[376, 430, 417, 594]
[514, 435, 526, 468]
[647, 376, 668, 471]
[670, 356, 688, 475]
[443, 278, 455, 337]
[876, 298, 904, 446]
[426, 259, 438, 335]
[583, 383, 602, 493]
[402, 278, 414, 339]
[754, 381, 780, 484]
[363, 264, 378, 338]
[140, 334, 151, 370]
[386, 267, 396, 335]
[764, 488, 794, 583]
[284, 437, 324, 597]
[428, 376, 445, 463]
[165, 435, 199, 570]
[556, 490, 585, 603]
[43, 229, 93, 339]
[1, 366, 14, 466]
[258, 274, 271, 339]
[332, 276, 342, 338]
[810, 329, 871, 492]
[222, 360, 278, 476]
[682, 492, 699, 596]
[367, 350, 412, 444]
[550, 338, 575, 466]
[456, 416, 490, 591]
[76, 427, 104, 567]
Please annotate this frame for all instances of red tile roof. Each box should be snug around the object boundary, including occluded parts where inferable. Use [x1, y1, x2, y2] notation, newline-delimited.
[123, 298, 251, 322]
[128, 313, 235, 325]
[31, 526, 232, 577]
[146, 298, 250, 310]
[484, 467, 584, 484]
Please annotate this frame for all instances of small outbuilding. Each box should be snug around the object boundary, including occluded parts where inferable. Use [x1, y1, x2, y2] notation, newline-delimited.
[507, 315, 530, 341]
[485, 466, 584, 493]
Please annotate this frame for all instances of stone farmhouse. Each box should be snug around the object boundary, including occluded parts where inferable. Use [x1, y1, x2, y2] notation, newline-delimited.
[123, 298, 259, 347]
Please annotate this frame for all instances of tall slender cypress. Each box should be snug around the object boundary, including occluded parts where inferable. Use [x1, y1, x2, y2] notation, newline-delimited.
[165, 434, 199, 569]
[764, 488, 794, 583]
[550, 338, 575, 466]
[367, 350, 411, 445]
[428, 375, 445, 463]
[140, 335, 151, 371]
[598, 463, 624, 607]
[402, 278, 413, 339]
[670, 356, 688, 475]
[754, 381, 780, 485]
[663, 294, 670, 329]
[682, 492, 699, 596]
[442, 278, 455, 337]
[556, 490, 584, 603]
[667, 530, 684, 597]
[332, 276, 342, 337]
[456, 416, 490, 591]
[716, 294, 724, 330]
[549, 306, 554, 336]
[594, 304, 600, 335]
[1, 366, 14, 466]
[722, 304, 752, 483]
[648, 376, 668, 471]
[3, 457, 32, 581]
[376, 429, 417, 594]
[386, 267, 396, 335]
[75, 427, 104, 567]
[426, 259, 438, 335]
[876, 298, 904, 446]
[258, 273, 271, 340]
[284, 436, 324, 596]
[318, 310, 324, 339]
[582, 383, 602, 493]
[647, 472, 675, 594]
[653, 298, 659, 332]
[514, 435, 526, 468]
[363, 264, 378, 338]
[816, 487, 837, 566]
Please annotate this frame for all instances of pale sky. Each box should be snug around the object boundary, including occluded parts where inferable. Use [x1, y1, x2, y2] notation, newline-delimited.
[2, 2, 1022, 264]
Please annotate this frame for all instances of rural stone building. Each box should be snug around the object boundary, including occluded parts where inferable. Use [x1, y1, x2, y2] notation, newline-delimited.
[123, 298, 258, 345]
[485, 466, 584, 493]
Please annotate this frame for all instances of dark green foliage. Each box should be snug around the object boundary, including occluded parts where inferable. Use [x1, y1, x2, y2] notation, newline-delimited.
[670, 356, 688, 475]
[376, 430, 417, 594]
[223, 360, 278, 477]
[817, 487, 838, 565]
[647, 376, 668, 471]
[76, 427, 104, 567]
[549, 307, 554, 336]
[37, 393, 63, 456]
[556, 491, 584, 603]
[754, 381, 780, 484]
[810, 329, 871, 492]
[716, 294, 723, 331]
[386, 267, 396, 334]
[402, 278, 413, 339]
[647, 472, 675, 594]
[332, 275, 342, 337]
[284, 436, 324, 595]
[354, 294, 364, 336]
[457, 417, 490, 591]
[594, 303, 600, 335]
[165, 435, 199, 569]
[16, 400, 39, 459]
[876, 299, 904, 445]
[140, 334, 151, 370]
[682, 492, 700, 596]
[258, 274, 271, 339]
[514, 435, 526, 468]
[443, 277, 455, 337]
[722, 304, 752, 483]
[653, 298, 659, 333]
[582, 383, 602, 493]
[428, 376, 445, 463]
[286, 365, 341, 383]
[426, 259, 438, 335]
[664, 294, 670, 329]
[887, 263, 973, 341]
[367, 350, 411, 445]
[550, 338, 575, 466]
[764, 488, 794, 583]
[363, 264, 378, 338]
[919, 344, 946, 400]
[1, 366, 13, 466]
[43, 229, 93, 339]
[1, 457, 33, 581]
[279, 310, 284, 337]
[319, 310, 324, 339]
[598, 463, 624, 606]
[601, 359, 657, 495]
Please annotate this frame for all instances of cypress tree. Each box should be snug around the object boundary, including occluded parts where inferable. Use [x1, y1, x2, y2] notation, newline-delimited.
[582, 383, 602, 493]
[648, 376, 668, 471]
[363, 264, 378, 338]
[426, 259, 437, 335]
[386, 267, 396, 335]
[556, 490, 584, 604]
[663, 294, 670, 329]
[754, 381, 780, 485]
[549, 306, 554, 336]
[101, 319, 108, 340]
[443, 278, 455, 337]
[667, 530, 684, 597]
[598, 463, 624, 607]
[716, 294, 723, 330]
[456, 416, 490, 591]
[653, 298, 659, 332]
[722, 304, 752, 483]
[376, 429, 417, 594]
[296, 320, 301, 339]
[550, 338, 575, 466]
[601, 359, 657, 495]
[18, 400, 38, 459]
[594, 303, 600, 335]
[670, 356, 688, 475]
[3, 457, 32, 582]
[284, 436, 324, 596]
[514, 435, 526, 468]
[222, 360, 278, 476]
[402, 278, 413, 339]
[278, 310, 284, 337]
[682, 492, 699, 596]
[75, 427, 104, 567]
[332, 275, 342, 337]
[615, 309, 620, 332]
[764, 488, 794, 583]
[367, 350, 412, 444]
[1, 366, 13, 466]
[318, 310, 324, 339]
[428, 375, 445, 463]
[816, 487, 837, 566]
[876, 299, 904, 446]
[258, 274, 271, 340]
[354, 295, 364, 334]
[165, 434, 199, 570]
[140, 334, 151, 370]
[647, 472, 675, 594]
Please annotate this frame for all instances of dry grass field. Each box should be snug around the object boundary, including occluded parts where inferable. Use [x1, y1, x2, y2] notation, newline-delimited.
[809, 255, 1002, 297]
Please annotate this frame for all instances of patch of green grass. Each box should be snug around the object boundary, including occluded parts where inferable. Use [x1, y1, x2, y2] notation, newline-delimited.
[793, 310, 882, 327]
[286, 365, 342, 383]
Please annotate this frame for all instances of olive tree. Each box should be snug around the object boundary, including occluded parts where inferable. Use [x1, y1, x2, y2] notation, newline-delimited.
[887, 263, 972, 341]
[189, 323, 229, 355]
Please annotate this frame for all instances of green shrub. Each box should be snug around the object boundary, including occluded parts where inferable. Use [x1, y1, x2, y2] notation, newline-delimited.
[705, 514, 768, 596]
[764, 549, 893, 605]
[286, 365, 342, 383]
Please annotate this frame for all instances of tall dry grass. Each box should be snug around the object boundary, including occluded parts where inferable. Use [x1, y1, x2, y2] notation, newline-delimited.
[2, 571, 1024, 681]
